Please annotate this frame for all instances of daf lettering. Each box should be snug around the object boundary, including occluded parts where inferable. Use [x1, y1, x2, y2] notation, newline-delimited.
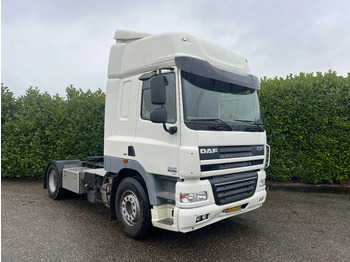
[200, 148, 218, 154]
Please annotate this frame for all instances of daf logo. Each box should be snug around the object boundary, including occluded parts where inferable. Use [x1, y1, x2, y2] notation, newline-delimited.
[200, 148, 218, 154]
[257, 146, 264, 151]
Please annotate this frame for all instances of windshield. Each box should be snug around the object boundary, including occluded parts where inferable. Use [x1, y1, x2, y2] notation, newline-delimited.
[182, 71, 264, 131]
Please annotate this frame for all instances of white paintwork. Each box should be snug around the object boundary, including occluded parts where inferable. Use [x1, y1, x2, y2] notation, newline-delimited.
[151, 170, 266, 233]
[105, 31, 263, 178]
[176, 189, 266, 233]
[108, 31, 250, 80]
[114, 29, 152, 43]
[104, 30, 268, 233]
[104, 76, 138, 158]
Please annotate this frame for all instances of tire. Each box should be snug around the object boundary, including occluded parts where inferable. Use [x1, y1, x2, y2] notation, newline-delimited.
[46, 164, 63, 200]
[115, 177, 151, 239]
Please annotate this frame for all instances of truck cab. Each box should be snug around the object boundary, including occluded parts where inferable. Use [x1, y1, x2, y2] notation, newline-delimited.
[45, 30, 269, 239]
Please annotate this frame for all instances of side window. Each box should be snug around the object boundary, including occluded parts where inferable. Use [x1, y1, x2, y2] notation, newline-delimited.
[141, 73, 176, 124]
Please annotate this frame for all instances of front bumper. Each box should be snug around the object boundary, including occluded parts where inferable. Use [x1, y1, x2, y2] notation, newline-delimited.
[175, 189, 266, 233]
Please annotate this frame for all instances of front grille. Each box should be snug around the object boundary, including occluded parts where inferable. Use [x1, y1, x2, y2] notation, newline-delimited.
[207, 171, 258, 205]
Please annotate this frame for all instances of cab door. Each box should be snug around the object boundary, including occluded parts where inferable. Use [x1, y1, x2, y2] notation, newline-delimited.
[132, 72, 180, 177]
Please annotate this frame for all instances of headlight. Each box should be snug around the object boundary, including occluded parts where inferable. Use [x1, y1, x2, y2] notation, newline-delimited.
[180, 191, 207, 203]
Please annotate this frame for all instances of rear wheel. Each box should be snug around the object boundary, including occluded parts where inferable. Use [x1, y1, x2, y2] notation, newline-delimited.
[116, 177, 151, 239]
[46, 164, 63, 200]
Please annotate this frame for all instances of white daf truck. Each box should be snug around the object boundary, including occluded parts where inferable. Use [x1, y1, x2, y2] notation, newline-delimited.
[44, 29, 269, 239]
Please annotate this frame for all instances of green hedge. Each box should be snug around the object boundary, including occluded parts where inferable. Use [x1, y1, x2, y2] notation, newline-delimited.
[1, 85, 105, 178]
[259, 71, 350, 183]
[1, 71, 350, 183]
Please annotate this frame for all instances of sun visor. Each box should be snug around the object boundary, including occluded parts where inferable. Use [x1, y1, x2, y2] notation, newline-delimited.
[175, 56, 260, 90]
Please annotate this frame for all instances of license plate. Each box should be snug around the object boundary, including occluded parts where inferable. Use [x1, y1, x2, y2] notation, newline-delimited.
[223, 205, 241, 213]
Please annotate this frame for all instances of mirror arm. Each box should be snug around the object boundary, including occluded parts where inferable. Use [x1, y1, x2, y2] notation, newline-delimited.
[163, 123, 177, 135]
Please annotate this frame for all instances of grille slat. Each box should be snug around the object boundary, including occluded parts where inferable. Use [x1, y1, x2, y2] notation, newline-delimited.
[220, 146, 251, 153]
[201, 160, 263, 172]
[216, 179, 256, 192]
[222, 152, 252, 158]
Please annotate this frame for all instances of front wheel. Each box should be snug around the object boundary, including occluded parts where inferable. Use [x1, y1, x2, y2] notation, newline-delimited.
[115, 177, 151, 239]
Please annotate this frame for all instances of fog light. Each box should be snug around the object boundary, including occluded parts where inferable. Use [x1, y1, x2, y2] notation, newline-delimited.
[180, 191, 207, 203]
[196, 214, 209, 223]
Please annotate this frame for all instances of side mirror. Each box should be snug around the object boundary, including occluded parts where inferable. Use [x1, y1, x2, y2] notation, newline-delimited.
[150, 108, 167, 123]
[150, 76, 166, 105]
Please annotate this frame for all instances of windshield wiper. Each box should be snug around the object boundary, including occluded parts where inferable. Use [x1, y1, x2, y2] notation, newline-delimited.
[189, 118, 233, 131]
[234, 119, 263, 131]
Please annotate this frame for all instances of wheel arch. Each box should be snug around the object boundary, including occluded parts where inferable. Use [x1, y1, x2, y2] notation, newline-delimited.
[105, 156, 164, 207]
[109, 168, 150, 221]
[43, 160, 82, 189]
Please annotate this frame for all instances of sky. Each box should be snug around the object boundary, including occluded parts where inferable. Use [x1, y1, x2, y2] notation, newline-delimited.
[2, 0, 350, 97]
